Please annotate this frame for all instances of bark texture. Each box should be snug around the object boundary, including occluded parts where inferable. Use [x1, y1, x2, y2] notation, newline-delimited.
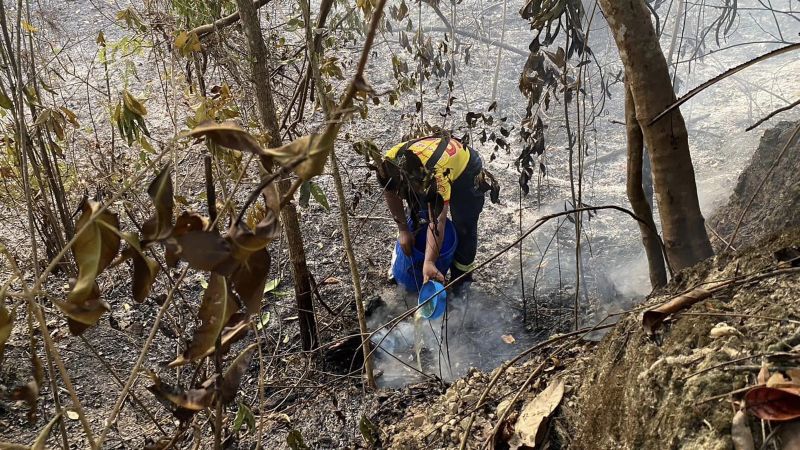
[236, 0, 318, 350]
[599, 0, 713, 270]
[625, 84, 667, 288]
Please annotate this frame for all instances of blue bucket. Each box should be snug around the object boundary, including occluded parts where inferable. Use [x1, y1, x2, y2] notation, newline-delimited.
[392, 218, 458, 292]
[418, 280, 447, 319]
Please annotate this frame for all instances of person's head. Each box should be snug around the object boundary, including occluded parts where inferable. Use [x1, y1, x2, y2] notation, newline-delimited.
[377, 149, 423, 194]
[377, 148, 444, 223]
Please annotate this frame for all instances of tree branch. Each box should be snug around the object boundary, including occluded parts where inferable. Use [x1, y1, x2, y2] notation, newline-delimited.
[649, 42, 800, 125]
[746, 97, 800, 131]
[191, 0, 272, 38]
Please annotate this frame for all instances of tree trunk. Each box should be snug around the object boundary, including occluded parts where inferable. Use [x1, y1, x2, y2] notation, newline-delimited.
[298, 0, 377, 388]
[235, 0, 318, 350]
[599, 0, 713, 270]
[625, 83, 667, 288]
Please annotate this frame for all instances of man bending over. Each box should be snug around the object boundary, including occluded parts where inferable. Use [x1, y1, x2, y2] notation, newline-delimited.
[377, 133, 498, 293]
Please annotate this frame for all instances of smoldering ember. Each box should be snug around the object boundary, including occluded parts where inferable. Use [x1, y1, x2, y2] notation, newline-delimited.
[0, 0, 799, 449]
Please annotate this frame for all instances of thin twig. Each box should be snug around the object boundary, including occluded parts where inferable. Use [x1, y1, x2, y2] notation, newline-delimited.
[458, 321, 617, 450]
[649, 43, 800, 125]
[96, 267, 189, 447]
[683, 352, 797, 381]
[79, 336, 167, 435]
[746, 97, 800, 131]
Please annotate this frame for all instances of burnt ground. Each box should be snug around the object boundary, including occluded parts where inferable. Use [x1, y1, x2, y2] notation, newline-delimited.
[374, 120, 800, 449]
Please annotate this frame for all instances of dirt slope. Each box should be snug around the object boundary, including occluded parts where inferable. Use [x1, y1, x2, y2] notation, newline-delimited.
[708, 120, 800, 252]
[568, 120, 800, 449]
[569, 227, 800, 449]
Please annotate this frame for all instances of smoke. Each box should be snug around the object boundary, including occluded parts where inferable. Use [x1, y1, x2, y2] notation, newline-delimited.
[366, 199, 650, 387]
[368, 286, 554, 388]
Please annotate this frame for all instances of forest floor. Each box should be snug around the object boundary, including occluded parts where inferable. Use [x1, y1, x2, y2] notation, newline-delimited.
[367, 120, 800, 450]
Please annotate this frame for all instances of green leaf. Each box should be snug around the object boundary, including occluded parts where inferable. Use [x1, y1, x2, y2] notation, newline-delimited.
[287, 429, 309, 450]
[0, 92, 12, 109]
[263, 278, 281, 294]
[233, 402, 255, 435]
[286, 16, 305, 31]
[299, 181, 311, 208]
[256, 312, 271, 331]
[309, 182, 330, 211]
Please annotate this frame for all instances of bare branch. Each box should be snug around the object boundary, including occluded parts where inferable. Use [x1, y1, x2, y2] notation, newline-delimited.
[650, 42, 800, 125]
[191, 0, 272, 38]
[746, 97, 800, 131]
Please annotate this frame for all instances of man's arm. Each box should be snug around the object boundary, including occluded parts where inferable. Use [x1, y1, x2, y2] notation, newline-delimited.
[385, 191, 414, 255]
[384, 191, 407, 229]
[423, 202, 448, 283]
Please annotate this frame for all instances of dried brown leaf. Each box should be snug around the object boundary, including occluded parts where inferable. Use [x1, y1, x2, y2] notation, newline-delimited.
[219, 343, 257, 404]
[142, 164, 174, 241]
[745, 385, 800, 421]
[164, 211, 205, 268]
[188, 120, 266, 156]
[150, 344, 256, 420]
[165, 230, 236, 275]
[731, 409, 755, 450]
[758, 361, 770, 385]
[173, 211, 207, 235]
[231, 248, 270, 315]
[709, 323, 738, 339]
[226, 212, 278, 313]
[168, 317, 249, 368]
[147, 374, 213, 421]
[180, 275, 237, 363]
[132, 251, 159, 303]
[56, 200, 118, 334]
[0, 302, 12, 356]
[642, 281, 727, 333]
[263, 133, 332, 181]
[11, 345, 43, 423]
[120, 233, 160, 303]
[768, 372, 791, 388]
[507, 379, 564, 449]
[61, 282, 109, 335]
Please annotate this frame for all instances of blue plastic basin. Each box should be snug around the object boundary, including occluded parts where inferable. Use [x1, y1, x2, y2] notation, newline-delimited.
[392, 218, 457, 292]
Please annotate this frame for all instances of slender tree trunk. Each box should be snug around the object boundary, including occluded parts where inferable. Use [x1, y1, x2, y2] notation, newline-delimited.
[298, 0, 376, 388]
[625, 83, 667, 289]
[599, 0, 713, 270]
[329, 153, 376, 388]
[235, 0, 318, 350]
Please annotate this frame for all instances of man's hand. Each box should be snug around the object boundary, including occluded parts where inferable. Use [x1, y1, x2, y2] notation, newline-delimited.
[398, 229, 414, 256]
[423, 261, 445, 283]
